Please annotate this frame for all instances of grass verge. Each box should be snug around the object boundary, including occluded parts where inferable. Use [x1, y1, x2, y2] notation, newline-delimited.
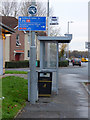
[5, 70, 28, 74]
[2, 76, 28, 119]
[0, 77, 2, 119]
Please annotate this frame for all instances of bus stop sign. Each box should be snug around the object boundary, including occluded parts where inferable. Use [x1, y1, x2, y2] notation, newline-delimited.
[28, 5, 37, 15]
[18, 16, 46, 31]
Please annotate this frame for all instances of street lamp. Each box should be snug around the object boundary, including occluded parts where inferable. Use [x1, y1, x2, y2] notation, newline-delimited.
[67, 21, 73, 34]
[67, 21, 73, 59]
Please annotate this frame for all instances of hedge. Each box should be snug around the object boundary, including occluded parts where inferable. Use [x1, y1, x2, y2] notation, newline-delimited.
[59, 60, 69, 67]
[5, 61, 29, 68]
[5, 60, 68, 68]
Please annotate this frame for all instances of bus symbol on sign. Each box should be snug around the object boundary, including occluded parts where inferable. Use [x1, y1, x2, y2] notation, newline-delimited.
[28, 5, 37, 15]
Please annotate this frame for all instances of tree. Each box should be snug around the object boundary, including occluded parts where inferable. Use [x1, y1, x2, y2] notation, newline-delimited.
[59, 43, 67, 60]
[1, 0, 20, 18]
[50, 26, 61, 36]
[19, 0, 47, 17]
[19, 0, 31, 16]
[69, 50, 88, 58]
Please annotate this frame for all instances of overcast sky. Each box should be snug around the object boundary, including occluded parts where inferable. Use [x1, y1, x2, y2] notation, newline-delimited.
[39, 0, 89, 51]
[50, 0, 89, 51]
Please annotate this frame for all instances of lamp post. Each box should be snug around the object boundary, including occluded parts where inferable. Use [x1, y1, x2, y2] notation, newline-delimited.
[67, 21, 73, 58]
[67, 21, 73, 34]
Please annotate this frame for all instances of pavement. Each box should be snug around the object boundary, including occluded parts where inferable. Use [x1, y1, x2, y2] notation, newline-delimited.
[15, 73, 89, 119]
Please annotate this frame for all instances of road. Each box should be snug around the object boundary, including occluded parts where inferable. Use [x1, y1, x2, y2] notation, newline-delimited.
[59, 62, 88, 76]
[59, 62, 88, 82]
[6, 62, 88, 81]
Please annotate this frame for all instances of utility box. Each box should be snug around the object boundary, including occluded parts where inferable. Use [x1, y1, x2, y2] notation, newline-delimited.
[38, 71, 52, 97]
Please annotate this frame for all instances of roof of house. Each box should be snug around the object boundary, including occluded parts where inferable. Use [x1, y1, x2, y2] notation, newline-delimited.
[0, 16, 16, 34]
[0, 16, 18, 29]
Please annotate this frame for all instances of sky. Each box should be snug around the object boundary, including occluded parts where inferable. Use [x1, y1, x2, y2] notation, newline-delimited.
[39, 0, 89, 51]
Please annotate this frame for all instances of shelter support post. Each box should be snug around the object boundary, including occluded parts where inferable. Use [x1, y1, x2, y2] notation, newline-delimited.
[40, 41, 45, 70]
[56, 42, 59, 94]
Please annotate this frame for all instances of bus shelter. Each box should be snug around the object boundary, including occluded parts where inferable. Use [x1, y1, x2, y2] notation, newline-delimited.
[38, 34, 72, 94]
[0, 21, 15, 75]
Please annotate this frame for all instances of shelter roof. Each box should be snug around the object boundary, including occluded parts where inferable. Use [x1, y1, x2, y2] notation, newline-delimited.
[38, 34, 72, 43]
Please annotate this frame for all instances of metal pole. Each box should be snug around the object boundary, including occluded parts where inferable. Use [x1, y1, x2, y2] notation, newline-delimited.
[28, 29, 31, 102]
[67, 44, 69, 58]
[67, 21, 73, 58]
[47, 0, 50, 36]
[56, 42, 59, 94]
[47, 0, 50, 68]
[67, 21, 69, 34]
[29, 0, 37, 104]
[67, 21, 69, 58]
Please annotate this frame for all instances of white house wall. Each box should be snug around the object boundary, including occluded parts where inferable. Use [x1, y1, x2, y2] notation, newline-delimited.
[24, 33, 30, 60]
[24, 33, 40, 61]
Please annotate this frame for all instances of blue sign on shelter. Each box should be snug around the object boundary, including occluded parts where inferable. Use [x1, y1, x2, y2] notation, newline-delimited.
[18, 16, 46, 31]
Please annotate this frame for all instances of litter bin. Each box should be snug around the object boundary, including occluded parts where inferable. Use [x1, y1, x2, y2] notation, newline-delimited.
[38, 71, 52, 97]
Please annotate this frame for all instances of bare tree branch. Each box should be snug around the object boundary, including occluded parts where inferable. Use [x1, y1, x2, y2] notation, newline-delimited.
[1, 0, 20, 18]
[20, 0, 32, 16]
[50, 26, 61, 36]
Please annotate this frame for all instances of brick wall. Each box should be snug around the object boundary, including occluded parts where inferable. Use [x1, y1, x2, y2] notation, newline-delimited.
[10, 29, 25, 61]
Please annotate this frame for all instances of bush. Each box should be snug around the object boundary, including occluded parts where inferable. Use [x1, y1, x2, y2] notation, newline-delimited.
[5, 61, 29, 68]
[59, 60, 69, 67]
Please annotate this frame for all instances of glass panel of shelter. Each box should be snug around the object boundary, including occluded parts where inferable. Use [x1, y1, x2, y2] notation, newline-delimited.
[43, 42, 57, 69]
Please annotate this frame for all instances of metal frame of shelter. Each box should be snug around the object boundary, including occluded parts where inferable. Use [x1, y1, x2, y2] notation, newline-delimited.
[0, 22, 15, 75]
[38, 34, 72, 94]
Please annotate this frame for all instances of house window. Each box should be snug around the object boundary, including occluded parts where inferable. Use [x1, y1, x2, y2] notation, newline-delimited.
[28, 50, 30, 57]
[16, 34, 21, 47]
